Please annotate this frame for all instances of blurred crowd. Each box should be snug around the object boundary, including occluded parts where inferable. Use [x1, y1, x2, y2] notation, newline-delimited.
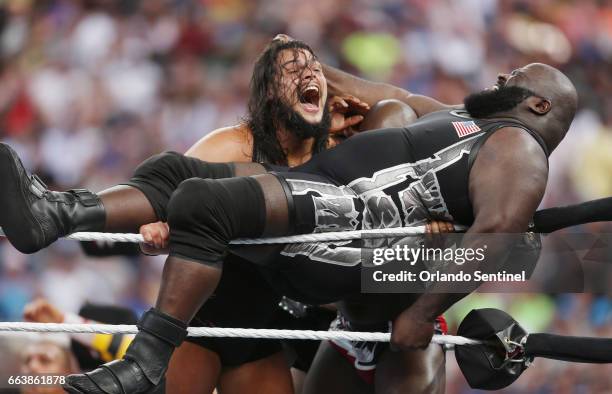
[0, 0, 610, 392]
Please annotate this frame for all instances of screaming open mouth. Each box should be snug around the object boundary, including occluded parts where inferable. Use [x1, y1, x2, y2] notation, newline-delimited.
[299, 85, 321, 112]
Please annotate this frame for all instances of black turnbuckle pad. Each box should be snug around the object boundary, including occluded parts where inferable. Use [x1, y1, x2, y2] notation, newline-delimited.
[454, 308, 612, 390]
[455, 308, 532, 390]
[138, 308, 188, 347]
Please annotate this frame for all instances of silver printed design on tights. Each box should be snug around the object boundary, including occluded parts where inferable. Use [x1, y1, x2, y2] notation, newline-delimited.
[282, 133, 483, 266]
[281, 180, 362, 266]
[286, 179, 360, 231]
[349, 133, 481, 227]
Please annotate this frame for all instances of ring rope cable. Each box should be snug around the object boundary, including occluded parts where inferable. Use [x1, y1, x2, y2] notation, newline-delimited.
[0, 322, 483, 347]
[0, 225, 467, 245]
[0, 225, 477, 347]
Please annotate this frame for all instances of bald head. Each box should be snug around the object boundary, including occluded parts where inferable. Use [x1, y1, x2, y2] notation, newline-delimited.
[523, 63, 577, 128]
[463, 63, 577, 152]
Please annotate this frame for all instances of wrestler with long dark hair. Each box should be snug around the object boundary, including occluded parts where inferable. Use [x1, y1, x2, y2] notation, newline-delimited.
[93, 37, 411, 394]
[157, 38, 370, 394]
[0, 61, 581, 394]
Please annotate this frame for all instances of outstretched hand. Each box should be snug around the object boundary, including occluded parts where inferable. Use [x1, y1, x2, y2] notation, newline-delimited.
[329, 95, 370, 138]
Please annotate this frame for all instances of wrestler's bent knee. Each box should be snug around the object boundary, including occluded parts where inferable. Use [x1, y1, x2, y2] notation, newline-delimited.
[167, 177, 267, 266]
[127, 152, 235, 220]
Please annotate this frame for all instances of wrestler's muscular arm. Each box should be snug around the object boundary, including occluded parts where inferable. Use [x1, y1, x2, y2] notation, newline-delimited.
[322, 64, 457, 118]
[391, 127, 548, 350]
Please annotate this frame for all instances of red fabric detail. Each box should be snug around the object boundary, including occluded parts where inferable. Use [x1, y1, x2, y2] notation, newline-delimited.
[435, 315, 448, 335]
[329, 340, 375, 385]
[328, 315, 448, 385]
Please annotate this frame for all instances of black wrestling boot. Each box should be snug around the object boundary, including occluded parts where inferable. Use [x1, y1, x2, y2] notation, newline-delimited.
[63, 308, 187, 394]
[0, 143, 105, 254]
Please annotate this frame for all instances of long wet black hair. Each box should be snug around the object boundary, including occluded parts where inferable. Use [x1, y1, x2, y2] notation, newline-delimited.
[246, 39, 329, 165]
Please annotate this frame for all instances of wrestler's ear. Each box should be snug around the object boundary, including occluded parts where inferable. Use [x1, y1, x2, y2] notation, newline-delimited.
[526, 96, 551, 115]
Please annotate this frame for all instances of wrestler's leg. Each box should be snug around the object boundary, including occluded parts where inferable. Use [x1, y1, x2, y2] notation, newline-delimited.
[166, 342, 222, 394]
[285, 306, 337, 394]
[101, 154, 265, 233]
[64, 174, 289, 394]
[375, 345, 445, 394]
[302, 341, 372, 394]
[156, 173, 287, 319]
[359, 99, 417, 131]
[0, 144, 266, 253]
[217, 352, 293, 394]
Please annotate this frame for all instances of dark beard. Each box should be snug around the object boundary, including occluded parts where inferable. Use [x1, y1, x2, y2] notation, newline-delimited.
[464, 86, 536, 119]
[275, 98, 331, 140]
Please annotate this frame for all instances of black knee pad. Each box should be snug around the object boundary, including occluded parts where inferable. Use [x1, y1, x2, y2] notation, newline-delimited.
[167, 177, 266, 267]
[123, 151, 235, 220]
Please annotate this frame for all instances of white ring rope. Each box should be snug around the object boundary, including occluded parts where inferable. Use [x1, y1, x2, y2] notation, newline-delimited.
[0, 225, 467, 245]
[0, 225, 481, 348]
[0, 322, 483, 347]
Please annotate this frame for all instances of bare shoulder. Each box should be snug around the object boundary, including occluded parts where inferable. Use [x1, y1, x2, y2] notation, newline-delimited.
[470, 126, 548, 204]
[185, 124, 254, 163]
[469, 126, 548, 231]
[476, 126, 548, 165]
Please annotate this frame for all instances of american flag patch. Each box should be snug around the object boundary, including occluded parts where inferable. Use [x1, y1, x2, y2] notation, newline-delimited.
[452, 121, 481, 137]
